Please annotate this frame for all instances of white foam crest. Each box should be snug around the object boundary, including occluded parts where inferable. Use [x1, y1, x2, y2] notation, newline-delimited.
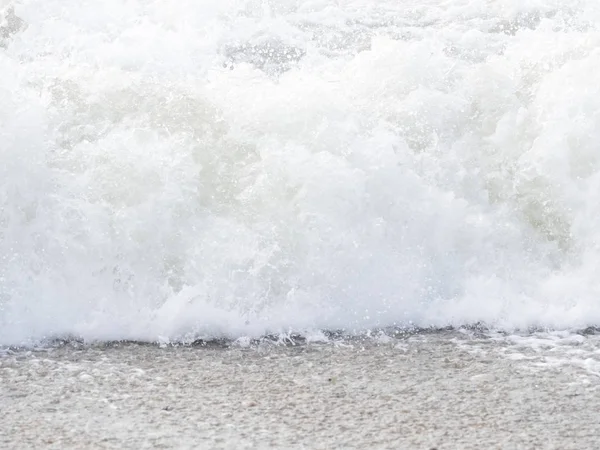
[3, 0, 600, 345]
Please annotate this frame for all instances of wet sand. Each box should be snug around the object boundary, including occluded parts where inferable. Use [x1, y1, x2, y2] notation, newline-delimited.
[2, 332, 600, 449]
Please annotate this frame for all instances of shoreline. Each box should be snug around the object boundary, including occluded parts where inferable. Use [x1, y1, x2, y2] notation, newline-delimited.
[3, 324, 600, 351]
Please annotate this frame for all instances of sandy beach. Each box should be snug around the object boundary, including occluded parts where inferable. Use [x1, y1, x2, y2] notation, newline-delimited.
[2, 331, 600, 449]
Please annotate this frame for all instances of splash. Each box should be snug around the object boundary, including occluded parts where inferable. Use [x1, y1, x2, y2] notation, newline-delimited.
[2, 0, 600, 345]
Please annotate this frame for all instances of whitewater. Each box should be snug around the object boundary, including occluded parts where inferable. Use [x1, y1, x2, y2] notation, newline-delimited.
[2, 0, 600, 346]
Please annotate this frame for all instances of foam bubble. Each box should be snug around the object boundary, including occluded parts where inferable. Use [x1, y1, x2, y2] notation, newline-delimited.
[2, 0, 600, 345]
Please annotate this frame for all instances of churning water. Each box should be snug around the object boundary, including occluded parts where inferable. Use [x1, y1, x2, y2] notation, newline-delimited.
[2, 0, 600, 345]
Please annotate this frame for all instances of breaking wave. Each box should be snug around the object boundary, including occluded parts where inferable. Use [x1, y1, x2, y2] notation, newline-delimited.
[3, 0, 600, 345]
